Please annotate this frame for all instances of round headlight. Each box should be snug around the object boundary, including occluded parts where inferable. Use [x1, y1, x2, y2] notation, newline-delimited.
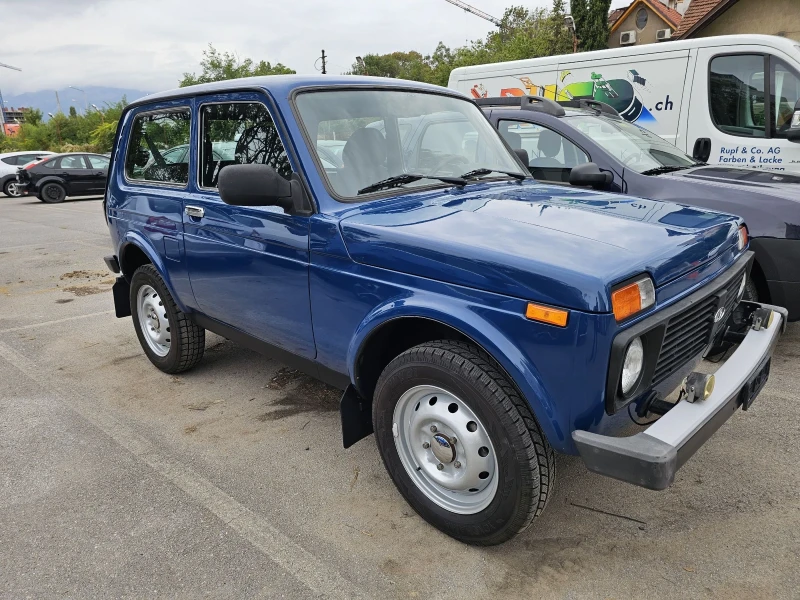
[737, 272, 747, 302]
[621, 337, 644, 395]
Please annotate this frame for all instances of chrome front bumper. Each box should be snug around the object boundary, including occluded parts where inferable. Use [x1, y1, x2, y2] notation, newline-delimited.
[573, 303, 786, 490]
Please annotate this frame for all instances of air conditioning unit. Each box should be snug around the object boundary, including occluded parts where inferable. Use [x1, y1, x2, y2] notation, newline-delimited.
[620, 30, 636, 45]
[656, 28, 672, 41]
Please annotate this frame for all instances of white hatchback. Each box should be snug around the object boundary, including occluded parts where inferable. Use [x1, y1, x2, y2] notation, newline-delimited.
[0, 151, 54, 197]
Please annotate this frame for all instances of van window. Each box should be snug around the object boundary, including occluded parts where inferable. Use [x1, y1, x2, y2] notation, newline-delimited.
[125, 109, 191, 185]
[772, 58, 800, 138]
[709, 55, 766, 138]
[498, 120, 589, 183]
[198, 102, 291, 189]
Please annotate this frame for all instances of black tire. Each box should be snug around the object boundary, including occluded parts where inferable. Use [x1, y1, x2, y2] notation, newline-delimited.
[130, 264, 205, 373]
[40, 182, 66, 203]
[373, 340, 555, 545]
[743, 274, 759, 303]
[3, 179, 23, 198]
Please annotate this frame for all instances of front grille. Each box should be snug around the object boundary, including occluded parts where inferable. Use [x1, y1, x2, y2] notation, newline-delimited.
[651, 268, 744, 386]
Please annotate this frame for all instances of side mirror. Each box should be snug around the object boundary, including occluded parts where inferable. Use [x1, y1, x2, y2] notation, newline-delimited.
[788, 100, 800, 143]
[218, 164, 294, 211]
[569, 162, 613, 189]
[513, 148, 530, 167]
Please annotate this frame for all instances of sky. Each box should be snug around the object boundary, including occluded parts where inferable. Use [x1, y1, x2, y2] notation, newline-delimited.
[0, 0, 633, 96]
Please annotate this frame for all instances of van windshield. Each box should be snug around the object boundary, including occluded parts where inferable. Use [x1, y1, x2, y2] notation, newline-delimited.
[568, 115, 699, 174]
[295, 89, 526, 199]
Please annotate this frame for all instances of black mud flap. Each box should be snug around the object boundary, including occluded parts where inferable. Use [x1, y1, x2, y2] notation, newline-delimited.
[112, 276, 131, 318]
[340, 384, 373, 449]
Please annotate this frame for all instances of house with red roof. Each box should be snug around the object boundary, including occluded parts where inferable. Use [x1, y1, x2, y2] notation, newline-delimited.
[608, 0, 684, 48]
[673, 0, 800, 41]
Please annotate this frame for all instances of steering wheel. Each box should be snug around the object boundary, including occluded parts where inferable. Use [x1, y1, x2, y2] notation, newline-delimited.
[427, 154, 469, 176]
[620, 149, 650, 168]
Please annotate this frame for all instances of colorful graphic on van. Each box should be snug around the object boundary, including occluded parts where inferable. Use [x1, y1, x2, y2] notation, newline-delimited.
[489, 69, 658, 127]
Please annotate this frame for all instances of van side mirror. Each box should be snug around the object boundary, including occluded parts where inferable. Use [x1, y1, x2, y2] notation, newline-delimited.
[569, 162, 613, 189]
[788, 99, 800, 143]
[218, 164, 294, 211]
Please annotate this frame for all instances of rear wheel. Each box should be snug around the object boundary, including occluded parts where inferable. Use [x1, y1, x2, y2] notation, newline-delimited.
[373, 340, 555, 545]
[130, 265, 205, 373]
[40, 182, 66, 203]
[3, 180, 24, 198]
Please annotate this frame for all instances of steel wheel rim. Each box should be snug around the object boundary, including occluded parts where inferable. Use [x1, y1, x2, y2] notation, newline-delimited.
[6, 182, 21, 197]
[45, 185, 61, 200]
[393, 385, 499, 515]
[137, 284, 171, 357]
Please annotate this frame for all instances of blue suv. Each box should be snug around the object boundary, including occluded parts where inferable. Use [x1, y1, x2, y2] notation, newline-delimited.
[103, 76, 784, 545]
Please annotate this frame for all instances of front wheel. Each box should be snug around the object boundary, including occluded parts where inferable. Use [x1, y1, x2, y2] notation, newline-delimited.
[373, 341, 555, 545]
[130, 265, 205, 373]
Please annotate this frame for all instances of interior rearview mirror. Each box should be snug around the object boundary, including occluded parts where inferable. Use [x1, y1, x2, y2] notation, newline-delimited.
[218, 164, 294, 210]
[569, 162, 613, 189]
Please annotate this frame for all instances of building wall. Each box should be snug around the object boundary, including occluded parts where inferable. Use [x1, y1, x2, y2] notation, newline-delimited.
[609, 5, 674, 49]
[695, 0, 800, 41]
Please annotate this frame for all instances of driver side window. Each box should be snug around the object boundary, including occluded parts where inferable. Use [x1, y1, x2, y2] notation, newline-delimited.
[498, 120, 589, 183]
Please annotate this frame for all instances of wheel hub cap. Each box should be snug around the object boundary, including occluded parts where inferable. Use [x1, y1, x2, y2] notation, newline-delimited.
[431, 433, 456, 463]
[392, 385, 498, 515]
[136, 284, 170, 357]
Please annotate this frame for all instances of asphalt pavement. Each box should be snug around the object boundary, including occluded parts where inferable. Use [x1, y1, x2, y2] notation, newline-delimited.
[1, 194, 799, 599]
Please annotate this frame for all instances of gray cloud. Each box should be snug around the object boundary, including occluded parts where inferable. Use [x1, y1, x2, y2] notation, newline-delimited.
[0, 0, 631, 95]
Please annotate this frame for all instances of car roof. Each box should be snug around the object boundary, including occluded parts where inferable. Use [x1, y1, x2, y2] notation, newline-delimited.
[130, 75, 464, 109]
[0, 150, 55, 158]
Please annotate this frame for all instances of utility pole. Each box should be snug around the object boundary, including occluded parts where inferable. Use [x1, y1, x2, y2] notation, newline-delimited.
[320, 50, 327, 75]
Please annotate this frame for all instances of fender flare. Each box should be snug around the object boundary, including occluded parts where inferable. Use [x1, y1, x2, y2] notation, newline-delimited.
[346, 299, 568, 452]
[33, 176, 68, 194]
[119, 232, 190, 314]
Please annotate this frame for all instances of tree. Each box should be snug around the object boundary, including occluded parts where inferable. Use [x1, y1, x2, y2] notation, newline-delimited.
[180, 44, 295, 87]
[570, 0, 612, 51]
[348, 2, 573, 87]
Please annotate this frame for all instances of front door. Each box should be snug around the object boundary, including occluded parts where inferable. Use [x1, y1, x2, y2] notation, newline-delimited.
[687, 47, 800, 173]
[56, 155, 94, 196]
[183, 94, 316, 359]
[85, 154, 110, 194]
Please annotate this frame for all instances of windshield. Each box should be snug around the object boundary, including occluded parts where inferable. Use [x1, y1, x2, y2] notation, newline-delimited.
[568, 115, 698, 173]
[295, 89, 526, 198]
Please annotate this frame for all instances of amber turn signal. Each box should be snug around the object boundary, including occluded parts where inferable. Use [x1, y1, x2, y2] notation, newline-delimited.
[525, 302, 569, 327]
[737, 225, 748, 251]
[612, 276, 656, 322]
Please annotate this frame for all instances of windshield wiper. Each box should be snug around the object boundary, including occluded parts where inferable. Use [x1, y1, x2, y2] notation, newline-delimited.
[357, 173, 466, 195]
[459, 168, 527, 181]
[640, 165, 693, 176]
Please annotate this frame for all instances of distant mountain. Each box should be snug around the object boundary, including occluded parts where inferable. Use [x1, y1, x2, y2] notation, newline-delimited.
[1, 86, 151, 120]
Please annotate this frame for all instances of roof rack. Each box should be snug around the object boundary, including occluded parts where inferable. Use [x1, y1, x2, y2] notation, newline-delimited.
[474, 95, 566, 117]
[557, 99, 620, 118]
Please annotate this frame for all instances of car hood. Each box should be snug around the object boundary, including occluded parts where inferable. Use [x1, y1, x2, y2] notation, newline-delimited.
[661, 166, 800, 202]
[339, 182, 742, 313]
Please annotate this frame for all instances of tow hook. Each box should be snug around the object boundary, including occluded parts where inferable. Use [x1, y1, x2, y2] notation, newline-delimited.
[750, 307, 774, 332]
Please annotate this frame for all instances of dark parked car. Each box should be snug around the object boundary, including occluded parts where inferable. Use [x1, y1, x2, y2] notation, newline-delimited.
[101, 76, 784, 545]
[16, 152, 109, 203]
[479, 96, 800, 321]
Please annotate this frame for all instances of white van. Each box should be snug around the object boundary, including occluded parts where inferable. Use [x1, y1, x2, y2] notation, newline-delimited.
[448, 34, 800, 173]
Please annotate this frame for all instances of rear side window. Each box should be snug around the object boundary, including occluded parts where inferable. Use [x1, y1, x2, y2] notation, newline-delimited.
[709, 55, 766, 138]
[125, 109, 191, 185]
[1, 156, 18, 165]
[57, 155, 87, 169]
[198, 102, 291, 189]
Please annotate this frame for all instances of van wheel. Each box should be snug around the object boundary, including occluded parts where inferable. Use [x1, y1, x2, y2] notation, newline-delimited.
[373, 340, 555, 545]
[40, 182, 66, 203]
[130, 265, 205, 373]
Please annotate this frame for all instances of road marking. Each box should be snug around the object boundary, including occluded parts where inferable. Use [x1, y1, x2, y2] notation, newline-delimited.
[0, 340, 366, 600]
[0, 310, 116, 333]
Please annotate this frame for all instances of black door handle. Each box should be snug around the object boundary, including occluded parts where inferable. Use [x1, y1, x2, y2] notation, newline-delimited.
[692, 138, 711, 162]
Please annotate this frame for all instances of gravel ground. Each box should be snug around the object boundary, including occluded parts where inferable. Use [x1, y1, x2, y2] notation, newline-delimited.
[1, 194, 798, 599]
